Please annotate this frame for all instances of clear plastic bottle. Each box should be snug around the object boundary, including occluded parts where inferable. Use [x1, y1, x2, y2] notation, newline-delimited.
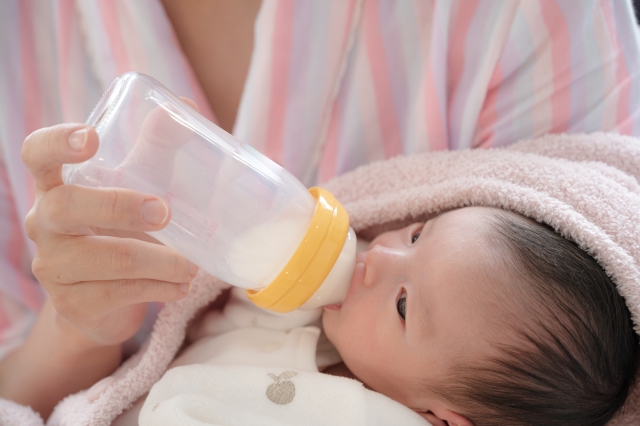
[63, 72, 355, 312]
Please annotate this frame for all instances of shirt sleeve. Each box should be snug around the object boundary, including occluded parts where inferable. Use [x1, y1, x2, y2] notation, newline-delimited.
[472, 0, 640, 148]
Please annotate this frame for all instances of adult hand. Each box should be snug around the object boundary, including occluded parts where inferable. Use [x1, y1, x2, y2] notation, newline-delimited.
[22, 121, 197, 346]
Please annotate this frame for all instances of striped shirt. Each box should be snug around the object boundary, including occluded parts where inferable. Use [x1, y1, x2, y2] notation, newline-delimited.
[1, 0, 640, 359]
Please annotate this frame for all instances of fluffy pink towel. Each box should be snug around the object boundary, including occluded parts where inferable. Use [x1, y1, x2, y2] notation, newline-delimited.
[1, 132, 639, 425]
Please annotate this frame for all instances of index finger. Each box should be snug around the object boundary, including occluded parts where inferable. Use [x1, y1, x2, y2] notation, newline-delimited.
[21, 123, 99, 195]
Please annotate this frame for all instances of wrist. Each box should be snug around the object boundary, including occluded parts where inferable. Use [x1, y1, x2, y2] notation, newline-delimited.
[0, 299, 121, 418]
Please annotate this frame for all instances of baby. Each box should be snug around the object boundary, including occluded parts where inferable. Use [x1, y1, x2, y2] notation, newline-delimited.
[322, 206, 638, 425]
[117, 206, 638, 426]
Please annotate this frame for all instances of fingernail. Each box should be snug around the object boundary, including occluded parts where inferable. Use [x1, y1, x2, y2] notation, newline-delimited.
[68, 128, 88, 151]
[141, 199, 169, 225]
[86, 376, 115, 402]
[180, 282, 190, 294]
[189, 262, 198, 277]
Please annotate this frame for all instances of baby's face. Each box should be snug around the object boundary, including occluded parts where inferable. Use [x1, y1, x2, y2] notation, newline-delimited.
[323, 207, 512, 418]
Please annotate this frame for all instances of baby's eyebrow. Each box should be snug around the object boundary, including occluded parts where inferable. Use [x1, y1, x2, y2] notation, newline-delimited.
[419, 215, 439, 237]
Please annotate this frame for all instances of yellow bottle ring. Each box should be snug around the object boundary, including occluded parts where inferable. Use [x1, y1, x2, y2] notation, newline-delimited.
[246, 187, 349, 313]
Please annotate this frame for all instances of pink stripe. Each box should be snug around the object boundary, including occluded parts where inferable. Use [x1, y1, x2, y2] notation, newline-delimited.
[423, 64, 447, 151]
[447, 0, 479, 101]
[16, 0, 44, 307]
[474, 63, 503, 148]
[592, 8, 617, 131]
[521, 2, 553, 138]
[363, 0, 402, 158]
[0, 297, 11, 337]
[19, 0, 39, 215]
[539, 1, 572, 133]
[56, 0, 74, 120]
[265, 0, 296, 164]
[318, 0, 358, 180]
[322, 0, 355, 91]
[119, 0, 148, 72]
[602, 0, 633, 135]
[98, 0, 131, 74]
[18, 0, 42, 135]
[319, 99, 341, 182]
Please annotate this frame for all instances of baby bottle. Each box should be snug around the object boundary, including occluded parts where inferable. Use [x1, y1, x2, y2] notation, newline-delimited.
[63, 72, 356, 312]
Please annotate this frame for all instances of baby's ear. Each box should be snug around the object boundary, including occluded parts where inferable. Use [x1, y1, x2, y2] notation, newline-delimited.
[420, 406, 474, 426]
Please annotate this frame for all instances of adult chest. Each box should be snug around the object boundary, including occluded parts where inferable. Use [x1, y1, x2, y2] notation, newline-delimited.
[161, 0, 262, 133]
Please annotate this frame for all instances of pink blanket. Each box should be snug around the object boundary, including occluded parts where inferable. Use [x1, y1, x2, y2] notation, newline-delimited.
[1, 132, 639, 425]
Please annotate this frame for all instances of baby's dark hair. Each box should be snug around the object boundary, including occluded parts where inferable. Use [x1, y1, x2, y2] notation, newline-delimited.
[432, 210, 639, 426]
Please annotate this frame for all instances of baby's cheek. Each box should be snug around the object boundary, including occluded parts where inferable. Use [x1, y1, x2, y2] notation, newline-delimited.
[321, 310, 363, 360]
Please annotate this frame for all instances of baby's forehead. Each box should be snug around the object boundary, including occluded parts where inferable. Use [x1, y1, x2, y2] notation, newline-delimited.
[423, 207, 502, 249]
[428, 207, 532, 260]
[413, 207, 525, 329]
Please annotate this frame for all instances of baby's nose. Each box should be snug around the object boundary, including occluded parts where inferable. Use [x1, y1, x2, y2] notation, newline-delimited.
[362, 245, 407, 288]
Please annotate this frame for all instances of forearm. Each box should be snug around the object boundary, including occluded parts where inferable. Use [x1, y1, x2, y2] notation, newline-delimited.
[0, 298, 121, 419]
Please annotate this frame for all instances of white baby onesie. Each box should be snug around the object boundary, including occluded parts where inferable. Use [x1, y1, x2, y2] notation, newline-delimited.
[134, 288, 429, 425]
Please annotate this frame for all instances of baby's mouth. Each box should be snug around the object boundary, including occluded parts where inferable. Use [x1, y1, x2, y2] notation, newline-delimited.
[323, 303, 342, 310]
[323, 253, 367, 311]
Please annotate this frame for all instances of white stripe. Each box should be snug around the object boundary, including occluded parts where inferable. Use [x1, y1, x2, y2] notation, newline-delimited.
[234, 0, 277, 151]
[76, 0, 118, 90]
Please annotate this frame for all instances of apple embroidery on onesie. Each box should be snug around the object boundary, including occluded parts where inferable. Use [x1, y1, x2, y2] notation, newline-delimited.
[266, 371, 298, 405]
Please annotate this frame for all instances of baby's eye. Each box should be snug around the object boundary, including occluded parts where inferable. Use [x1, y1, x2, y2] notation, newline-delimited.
[397, 290, 407, 321]
[411, 230, 421, 244]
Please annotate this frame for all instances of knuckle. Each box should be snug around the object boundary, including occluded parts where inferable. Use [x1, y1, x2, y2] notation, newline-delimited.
[149, 280, 177, 301]
[116, 279, 176, 303]
[117, 279, 146, 299]
[110, 242, 137, 273]
[41, 186, 73, 227]
[31, 255, 48, 283]
[21, 129, 41, 165]
[100, 190, 121, 221]
[24, 209, 38, 241]
[21, 127, 56, 168]
[156, 282, 177, 300]
[168, 254, 188, 280]
[101, 188, 140, 227]
[32, 251, 71, 287]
